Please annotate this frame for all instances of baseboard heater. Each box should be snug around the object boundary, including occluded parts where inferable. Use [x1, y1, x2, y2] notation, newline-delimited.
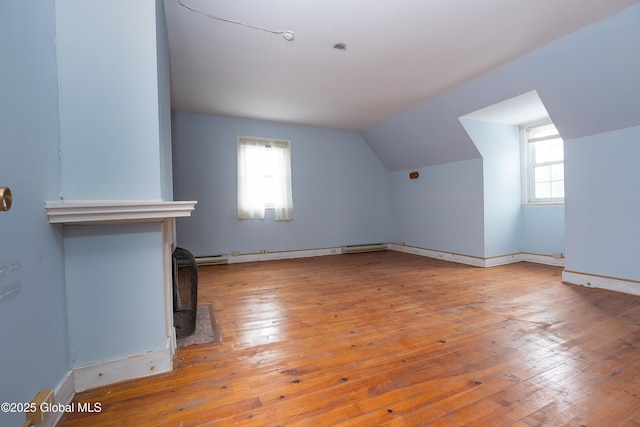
[341, 243, 387, 254]
[195, 254, 229, 265]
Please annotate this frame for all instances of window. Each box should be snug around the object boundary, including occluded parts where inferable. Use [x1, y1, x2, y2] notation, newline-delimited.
[523, 123, 564, 204]
[237, 136, 294, 220]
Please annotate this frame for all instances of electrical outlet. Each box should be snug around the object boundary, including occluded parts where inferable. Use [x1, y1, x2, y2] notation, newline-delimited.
[26, 389, 54, 425]
[260, 249, 268, 254]
[232, 251, 239, 256]
[552, 252, 564, 259]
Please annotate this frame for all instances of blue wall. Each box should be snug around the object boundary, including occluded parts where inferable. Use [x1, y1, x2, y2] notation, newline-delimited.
[521, 207, 565, 256]
[0, 1, 69, 425]
[459, 118, 565, 258]
[64, 224, 166, 366]
[565, 126, 640, 281]
[460, 119, 522, 257]
[56, 0, 172, 367]
[1, 3, 174, 418]
[390, 159, 485, 257]
[157, 0, 174, 201]
[360, 5, 638, 266]
[56, 0, 165, 200]
[172, 112, 391, 256]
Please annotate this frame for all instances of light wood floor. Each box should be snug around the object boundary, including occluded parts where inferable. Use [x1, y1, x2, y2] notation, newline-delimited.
[60, 251, 640, 426]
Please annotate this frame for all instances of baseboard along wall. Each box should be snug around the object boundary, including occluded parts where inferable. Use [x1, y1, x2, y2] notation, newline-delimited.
[73, 346, 173, 393]
[209, 243, 566, 269]
[562, 270, 640, 296]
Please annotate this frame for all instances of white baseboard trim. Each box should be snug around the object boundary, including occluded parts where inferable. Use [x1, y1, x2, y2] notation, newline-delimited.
[37, 370, 75, 427]
[220, 244, 566, 269]
[387, 244, 565, 268]
[484, 253, 523, 267]
[562, 270, 640, 296]
[485, 252, 565, 267]
[73, 347, 172, 393]
[34, 347, 173, 423]
[227, 247, 340, 263]
[520, 252, 566, 267]
[387, 243, 486, 267]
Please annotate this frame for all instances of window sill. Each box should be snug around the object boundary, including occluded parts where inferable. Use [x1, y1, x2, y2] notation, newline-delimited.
[522, 202, 564, 208]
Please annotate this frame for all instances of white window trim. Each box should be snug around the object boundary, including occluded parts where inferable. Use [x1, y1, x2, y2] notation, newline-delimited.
[237, 135, 294, 221]
[520, 119, 565, 207]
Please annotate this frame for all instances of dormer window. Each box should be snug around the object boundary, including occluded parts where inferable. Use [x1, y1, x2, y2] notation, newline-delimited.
[522, 123, 564, 205]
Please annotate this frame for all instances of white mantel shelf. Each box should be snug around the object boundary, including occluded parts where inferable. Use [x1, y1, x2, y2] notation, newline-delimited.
[45, 200, 197, 225]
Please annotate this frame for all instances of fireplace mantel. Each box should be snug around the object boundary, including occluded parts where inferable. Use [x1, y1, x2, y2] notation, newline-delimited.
[47, 199, 197, 390]
[45, 199, 197, 225]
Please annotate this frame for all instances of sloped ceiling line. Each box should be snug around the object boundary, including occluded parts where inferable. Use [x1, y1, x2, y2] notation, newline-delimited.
[164, 1, 640, 172]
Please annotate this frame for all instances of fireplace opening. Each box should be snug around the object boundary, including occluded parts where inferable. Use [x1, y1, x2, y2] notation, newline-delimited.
[172, 247, 198, 338]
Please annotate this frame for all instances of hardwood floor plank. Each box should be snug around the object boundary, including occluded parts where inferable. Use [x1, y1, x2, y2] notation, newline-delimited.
[59, 252, 640, 426]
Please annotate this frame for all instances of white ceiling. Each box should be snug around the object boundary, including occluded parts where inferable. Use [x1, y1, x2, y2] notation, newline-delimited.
[164, 0, 640, 132]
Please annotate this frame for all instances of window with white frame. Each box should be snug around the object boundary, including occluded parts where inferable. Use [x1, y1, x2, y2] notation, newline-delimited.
[523, 123, 564, 204]
[237, 136, 294, 220]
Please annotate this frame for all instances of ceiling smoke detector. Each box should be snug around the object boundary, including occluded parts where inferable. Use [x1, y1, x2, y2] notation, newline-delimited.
[282, 31, 295, 41]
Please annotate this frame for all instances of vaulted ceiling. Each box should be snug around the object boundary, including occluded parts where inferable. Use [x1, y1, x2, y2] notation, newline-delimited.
[163, 0, 640, 132]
